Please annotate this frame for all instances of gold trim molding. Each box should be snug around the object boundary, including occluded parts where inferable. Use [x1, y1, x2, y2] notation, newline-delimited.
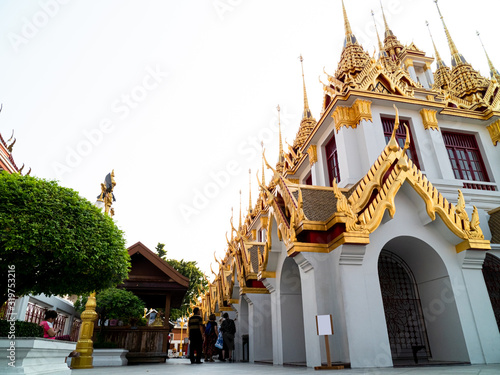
[331, 99, 372, 133]
[456, 239, 491, 253]
[404, 58, 414, 68]
[420, 108, 439, 130]
[307, 145, 317, 166]
[487, 119, 500, 145]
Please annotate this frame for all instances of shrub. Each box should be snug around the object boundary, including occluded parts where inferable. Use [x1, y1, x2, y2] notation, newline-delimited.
[0, 320, 43, 337]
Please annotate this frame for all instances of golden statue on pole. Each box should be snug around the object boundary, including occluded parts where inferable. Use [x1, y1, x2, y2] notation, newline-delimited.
[72, 171, 117, 369]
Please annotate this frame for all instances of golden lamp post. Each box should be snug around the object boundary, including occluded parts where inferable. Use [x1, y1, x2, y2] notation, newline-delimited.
[72, 171, 116, 369]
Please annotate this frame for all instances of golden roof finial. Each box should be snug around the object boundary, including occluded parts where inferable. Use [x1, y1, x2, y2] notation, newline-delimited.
[239, 190, 242, 229]
[230, 207, 234, 241]
[379, 1, 391, 37]
[261, 141, 266, 186]
[477, 31, 500, 80]
[371, 10, 384, 53]
[341, 0, 352, 37]
[299, 54, 312, 119]
[277, 105, 283, 156]
[426, 21, 446, 69]
[276, 105, 285, 174]
[248, 168, 252, 213]
[434, 0, 464, 67]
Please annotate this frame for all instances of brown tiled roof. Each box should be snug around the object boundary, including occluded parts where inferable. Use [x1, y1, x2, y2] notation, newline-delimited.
[248, 245, 262, 273]
[292, 188, 338, 222]
[488, 208, 500, 244]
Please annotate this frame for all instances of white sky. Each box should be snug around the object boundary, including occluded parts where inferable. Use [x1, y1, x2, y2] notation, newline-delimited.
[1, 0, 499, 277]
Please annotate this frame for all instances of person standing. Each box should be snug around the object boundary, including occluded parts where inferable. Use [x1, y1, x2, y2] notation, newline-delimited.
[188, 307, 204, 364]
[203, 313, 219, 362]
[220, 312, 236, 362]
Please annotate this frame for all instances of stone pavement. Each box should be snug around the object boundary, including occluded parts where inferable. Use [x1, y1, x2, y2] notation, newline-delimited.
[70, 359, 500, 375]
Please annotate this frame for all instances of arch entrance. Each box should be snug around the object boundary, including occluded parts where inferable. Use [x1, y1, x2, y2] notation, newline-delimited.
[280, 257, 306, 365]
[377, 236, 469, 365]
[378, 250, 430, 363]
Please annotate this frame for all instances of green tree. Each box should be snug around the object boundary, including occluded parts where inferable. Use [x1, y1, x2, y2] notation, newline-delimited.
[165, 258, 208, 321]
[0, 173, 130, 305]
[155, 242, 166, 260]
[74, 287, 145, 326]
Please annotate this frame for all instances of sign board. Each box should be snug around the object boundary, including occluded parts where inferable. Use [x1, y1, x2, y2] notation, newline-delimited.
[316, 314, 334, 336]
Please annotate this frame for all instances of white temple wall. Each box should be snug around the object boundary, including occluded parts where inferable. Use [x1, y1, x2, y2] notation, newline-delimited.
[242, 293, 273, 363]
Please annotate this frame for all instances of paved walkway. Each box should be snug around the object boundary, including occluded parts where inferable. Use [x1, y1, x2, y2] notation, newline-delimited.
[70, 359, 500, 375]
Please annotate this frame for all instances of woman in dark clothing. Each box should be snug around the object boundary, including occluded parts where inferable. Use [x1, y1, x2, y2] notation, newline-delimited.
[203, 314, 219, 362]
[220, 312, 236, 362]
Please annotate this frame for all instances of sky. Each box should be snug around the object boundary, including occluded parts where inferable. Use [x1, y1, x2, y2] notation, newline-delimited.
[1, 0, 499, 277]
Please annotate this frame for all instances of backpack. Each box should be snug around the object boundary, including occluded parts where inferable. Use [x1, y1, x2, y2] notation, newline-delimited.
[205, 321, 214, 335]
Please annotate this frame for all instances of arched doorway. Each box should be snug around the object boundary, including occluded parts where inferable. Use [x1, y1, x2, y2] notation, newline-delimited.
[280, 257, 306, 365]
[482, 253, 500, 331]
[378, 250, 430, 364]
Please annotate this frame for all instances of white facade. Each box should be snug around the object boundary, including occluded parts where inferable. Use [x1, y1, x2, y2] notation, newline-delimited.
[206, 1, 500, 369]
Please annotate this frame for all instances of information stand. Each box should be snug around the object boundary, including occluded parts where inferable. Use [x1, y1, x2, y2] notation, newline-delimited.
[314, 314, 344, 370]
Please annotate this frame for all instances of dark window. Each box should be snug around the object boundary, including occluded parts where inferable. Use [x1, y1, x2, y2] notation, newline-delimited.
[382, 117, 421, 169]
[305, 173, 312, 186]
[442, 132, 489, 182]
[325, 136, 340, 185]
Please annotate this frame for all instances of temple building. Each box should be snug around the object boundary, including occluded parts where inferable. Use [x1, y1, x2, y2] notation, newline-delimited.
[201, 0, 500, 369]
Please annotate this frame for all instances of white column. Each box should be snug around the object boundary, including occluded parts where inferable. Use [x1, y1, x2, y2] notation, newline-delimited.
[461, 250, 500, 363]
[262, 278, 282, 365]
[339, 244, 392, 368]
[294, 254, 322, 367]
[243, 293, 273, 363]
[14, 296, 30, 321]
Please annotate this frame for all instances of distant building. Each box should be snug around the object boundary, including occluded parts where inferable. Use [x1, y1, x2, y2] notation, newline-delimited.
[202, 1, 500, 369]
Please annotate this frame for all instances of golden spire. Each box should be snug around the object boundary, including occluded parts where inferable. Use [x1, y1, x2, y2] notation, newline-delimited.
[477, 31, 500, 80]
[248, 168, 252, 213]
[231, 207, 234, 241]
[379, 1, 403, 60]
[379, 0, 391, 38]
[341, 0, 352, 38]
[299, 54, 312, 119]
[294, 55, 317, 149]
[261, 141, 266, 186]
[239, 190, 242, 229]
[276, 105, 285, 174]
[371, 10, 384, 53]
[335, 0, 370, 81]
[426, 21, 446, 69]
[434, 0, 465, 67]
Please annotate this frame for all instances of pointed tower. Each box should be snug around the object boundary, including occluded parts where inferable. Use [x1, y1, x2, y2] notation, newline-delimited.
[276, 105, 285, 174]
[293, 55, 317, 150]
[371, 10, 397, 72]
[426, 21, 451, 93]
[477, 31, 500, 83]
[248, 168, 252, 215]
[434, 0, 488, 102]
[335, 0, 371, 82]
[380, 1, 404, 62]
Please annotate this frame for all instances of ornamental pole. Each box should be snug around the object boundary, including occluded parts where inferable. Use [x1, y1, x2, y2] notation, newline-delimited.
[72, 171, 116, 369]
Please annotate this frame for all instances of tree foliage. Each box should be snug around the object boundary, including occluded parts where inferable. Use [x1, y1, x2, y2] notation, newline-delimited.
[0, 173, 130, 304]
[74, 287, 145, 325]
[155, 242, 166, 260]
[156, 243, 208, 321]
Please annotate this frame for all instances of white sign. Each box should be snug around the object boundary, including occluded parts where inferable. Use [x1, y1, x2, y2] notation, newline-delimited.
[316, 315, 334, 336]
